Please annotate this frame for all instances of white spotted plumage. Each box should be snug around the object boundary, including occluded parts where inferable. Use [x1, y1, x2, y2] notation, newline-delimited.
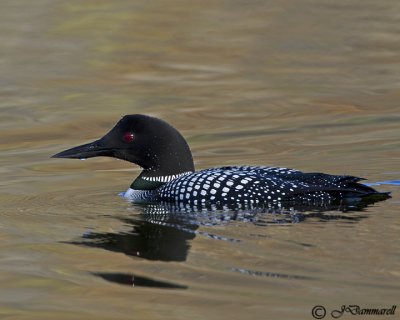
[55, 114, 386, 208]
[123, 165, 360, 204]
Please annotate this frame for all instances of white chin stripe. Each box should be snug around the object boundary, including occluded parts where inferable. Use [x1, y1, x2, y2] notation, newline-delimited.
[142, 171, 192, 182]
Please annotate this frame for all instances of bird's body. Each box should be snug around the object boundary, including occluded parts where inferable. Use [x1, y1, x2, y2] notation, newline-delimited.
[123, 165, 379, 206]
[53, 114, 389, 207]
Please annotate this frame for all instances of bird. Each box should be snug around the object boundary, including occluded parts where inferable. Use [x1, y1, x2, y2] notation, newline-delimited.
[52, 114, 390, 208]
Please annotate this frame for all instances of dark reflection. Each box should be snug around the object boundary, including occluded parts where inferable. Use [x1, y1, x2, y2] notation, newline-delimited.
[68, 200, 374, 262]
[93, 272, 187, 289]
[231, 267, 313, 280]
[67, 198, 385, 287]
[70, 210, 197, 261]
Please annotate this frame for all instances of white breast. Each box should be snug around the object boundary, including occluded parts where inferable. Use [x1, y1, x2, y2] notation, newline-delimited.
[122, 188, 156, 202]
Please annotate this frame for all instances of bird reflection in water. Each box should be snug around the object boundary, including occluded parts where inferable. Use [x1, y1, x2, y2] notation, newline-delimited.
[68, 197, 385, 288]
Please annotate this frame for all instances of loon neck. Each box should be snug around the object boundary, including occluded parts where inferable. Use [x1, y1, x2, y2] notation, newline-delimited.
[130, 170, 193, 190]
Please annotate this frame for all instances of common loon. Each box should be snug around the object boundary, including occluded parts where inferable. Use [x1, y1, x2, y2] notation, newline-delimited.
[52, 114, 389, 206]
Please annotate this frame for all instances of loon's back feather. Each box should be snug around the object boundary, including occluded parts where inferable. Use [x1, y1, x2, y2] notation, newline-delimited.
[155, 166, 388, 205]
[210, 167, 378, 196]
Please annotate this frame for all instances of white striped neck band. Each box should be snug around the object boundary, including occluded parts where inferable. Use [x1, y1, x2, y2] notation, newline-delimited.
[142, 171, 193, 183]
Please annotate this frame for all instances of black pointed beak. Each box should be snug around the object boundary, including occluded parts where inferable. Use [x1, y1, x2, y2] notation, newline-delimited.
[52, 139, 113, 159]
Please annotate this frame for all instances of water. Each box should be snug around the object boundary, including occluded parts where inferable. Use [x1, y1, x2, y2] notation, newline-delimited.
[1, 1, 399, 319]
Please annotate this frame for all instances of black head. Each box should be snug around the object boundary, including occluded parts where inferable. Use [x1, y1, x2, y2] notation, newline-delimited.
[52, 114, 195, 176]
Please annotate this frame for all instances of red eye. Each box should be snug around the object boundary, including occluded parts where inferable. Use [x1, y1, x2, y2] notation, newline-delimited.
[123, 132, 135, 143]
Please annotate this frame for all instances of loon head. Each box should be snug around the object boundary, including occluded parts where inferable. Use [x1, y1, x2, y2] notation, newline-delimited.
[52, 114, 195, 178]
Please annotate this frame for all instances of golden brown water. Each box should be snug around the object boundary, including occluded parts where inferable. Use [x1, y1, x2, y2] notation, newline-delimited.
[1, 1, 399, 319]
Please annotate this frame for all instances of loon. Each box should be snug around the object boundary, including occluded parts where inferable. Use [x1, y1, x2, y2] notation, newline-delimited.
[52, 114, 389, 207]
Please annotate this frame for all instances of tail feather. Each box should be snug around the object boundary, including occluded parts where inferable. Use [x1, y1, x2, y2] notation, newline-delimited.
[289, 173, 390, 202]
